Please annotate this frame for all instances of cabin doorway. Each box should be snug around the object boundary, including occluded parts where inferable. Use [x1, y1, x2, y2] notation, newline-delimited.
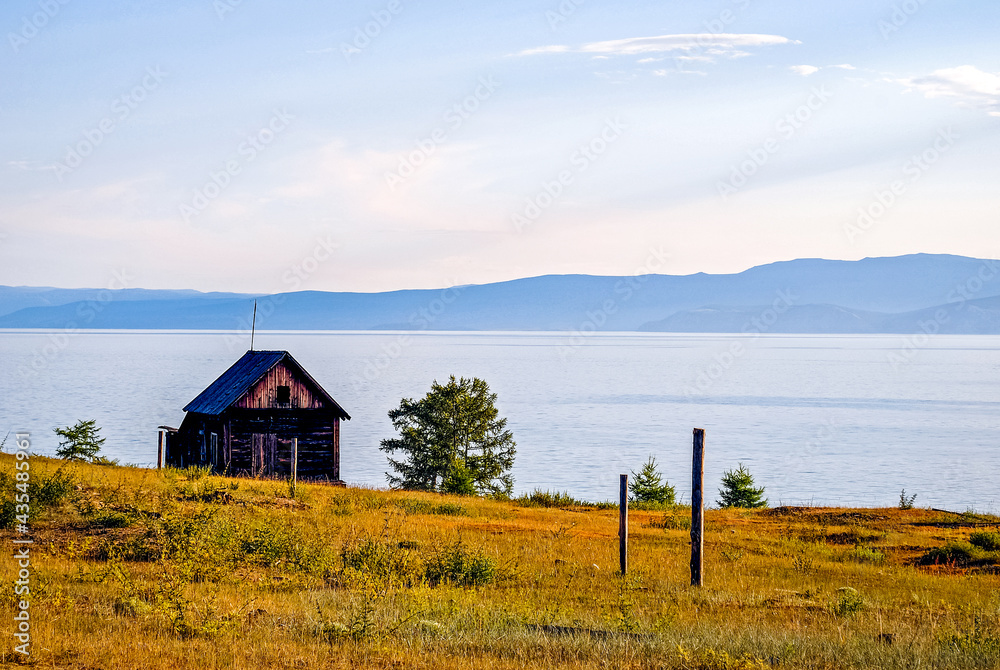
[251, 433, 277, 477]
[210, 432, 219, 470]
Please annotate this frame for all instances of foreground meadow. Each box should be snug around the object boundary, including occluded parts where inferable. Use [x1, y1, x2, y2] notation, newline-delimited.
[1, 454, 999, 669]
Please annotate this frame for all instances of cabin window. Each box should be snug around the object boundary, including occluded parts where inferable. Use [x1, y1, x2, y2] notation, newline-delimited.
[210, 433, 218, 467]
[199, 430, 206, 461]
[276, 385, 291, 405]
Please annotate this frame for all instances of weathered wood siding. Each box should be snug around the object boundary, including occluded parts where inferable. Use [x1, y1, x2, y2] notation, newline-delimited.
[166, 413, 224, 470]
[225, 410, 340, 480]
[236, 362, 327, 410]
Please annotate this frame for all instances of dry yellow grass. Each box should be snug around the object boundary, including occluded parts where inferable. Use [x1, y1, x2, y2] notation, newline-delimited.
[1, 454, 999, 669]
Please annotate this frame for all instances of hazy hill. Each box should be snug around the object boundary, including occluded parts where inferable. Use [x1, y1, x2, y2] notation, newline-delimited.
[2, 254, 999, 333]
[0, 286, 254, 319]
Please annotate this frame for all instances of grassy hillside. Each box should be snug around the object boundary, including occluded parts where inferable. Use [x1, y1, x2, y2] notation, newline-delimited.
[2, 454, 999, 669]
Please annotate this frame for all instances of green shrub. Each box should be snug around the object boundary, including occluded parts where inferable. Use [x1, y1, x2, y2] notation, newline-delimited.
[676, 647, 769, 670]
[157, 508, 216, 559]
[238, 524, 295, 566]
[398, 498, 469, 516]
[630, 456, 676, 505]
[832, 587, 864, 617]
[922, 541, 984, 565]
[181, 465, 212, 481]
[33, 467, 76, 508]
[92, 455, 121, 466]
[94, 533, 158, 562]
[969, 531, 1000, 551]
[340, 536, 420, 585]
[846, 545, 886, 564]
[433, 502, 468, 516]
[441, 462, 476, 496]
[649, 509, 692, 530]
[940, 616, 1000, 655]
[717, 463, 767, 509]
[514, 489, 584, 508]
[91, 510, 133, 529]
[424, 540, 497, 587]
[0, 466, 76, 528]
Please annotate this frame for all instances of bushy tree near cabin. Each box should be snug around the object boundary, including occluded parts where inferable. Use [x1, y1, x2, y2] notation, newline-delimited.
[717, 463, 768, 509]
[380, 376, 516, 496]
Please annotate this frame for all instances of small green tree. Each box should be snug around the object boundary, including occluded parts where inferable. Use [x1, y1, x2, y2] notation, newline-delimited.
[717, 463, 767, 509]
[629, 456, 676, 505]
[441, 460, 476, 496]
[54, 419, 106, 462]
[380, 376, 516, 496]
[898, 489, 917, 510]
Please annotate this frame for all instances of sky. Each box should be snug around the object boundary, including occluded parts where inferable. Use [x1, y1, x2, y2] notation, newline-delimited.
[2, 0, 999, 293]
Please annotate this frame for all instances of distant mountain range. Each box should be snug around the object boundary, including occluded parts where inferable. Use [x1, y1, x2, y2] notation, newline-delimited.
[3, 254, 1000, 334]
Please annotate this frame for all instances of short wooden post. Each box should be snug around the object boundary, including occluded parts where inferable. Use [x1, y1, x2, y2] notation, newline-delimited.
[157, 431, 164, 470]
[691, 428, 705, 587]
[619, 474, 629, 575]
[292, 437, 299, 497]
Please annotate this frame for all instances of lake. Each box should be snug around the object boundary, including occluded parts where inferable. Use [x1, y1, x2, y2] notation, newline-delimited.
[1, 330, 998, 512]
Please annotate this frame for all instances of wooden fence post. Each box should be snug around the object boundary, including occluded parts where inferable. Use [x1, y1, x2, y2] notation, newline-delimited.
[292, 437, 299, 498]
[691, 428, 705, 587]
[619, 473, 629, 575]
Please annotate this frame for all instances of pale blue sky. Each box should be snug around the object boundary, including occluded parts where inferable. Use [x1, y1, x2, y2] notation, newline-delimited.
[2, 0, 999, 292]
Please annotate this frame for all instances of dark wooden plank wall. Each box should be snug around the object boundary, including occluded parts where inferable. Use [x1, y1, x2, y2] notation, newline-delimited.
[333, 419, 340, 480]
[167, 414, 225, 469]
[225, 411, 340, 480]
[236, 362, 327, 410]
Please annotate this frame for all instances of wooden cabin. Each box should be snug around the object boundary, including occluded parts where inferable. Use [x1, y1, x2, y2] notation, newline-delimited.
[158, 350, 350, 482]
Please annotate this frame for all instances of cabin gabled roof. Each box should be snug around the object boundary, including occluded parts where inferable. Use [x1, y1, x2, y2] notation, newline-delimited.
[182, 350, 350, 419]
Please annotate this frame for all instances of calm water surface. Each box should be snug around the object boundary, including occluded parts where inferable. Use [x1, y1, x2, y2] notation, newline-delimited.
[1, 330, 998, 512]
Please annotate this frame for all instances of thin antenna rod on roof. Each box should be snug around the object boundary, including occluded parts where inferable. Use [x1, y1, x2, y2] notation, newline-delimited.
[250, 300, 257, 351]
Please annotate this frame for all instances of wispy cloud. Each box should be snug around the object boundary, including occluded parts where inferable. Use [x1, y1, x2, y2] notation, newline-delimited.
[790, 64, 858, 76]
[654, 68, 706, 77]
[518, 45, 570, 56]
[514, 33, 799, 60]
[900, 65, 1000, 116]
[790, 65, 819, 76]
[7, 160, 57, 173]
